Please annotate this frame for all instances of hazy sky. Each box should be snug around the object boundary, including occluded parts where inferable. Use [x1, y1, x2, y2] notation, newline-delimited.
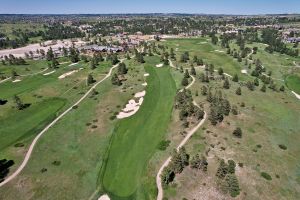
[0, 0, 299, 14]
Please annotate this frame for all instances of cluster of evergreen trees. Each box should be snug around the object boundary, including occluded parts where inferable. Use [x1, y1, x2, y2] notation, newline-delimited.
[42, 23, 84, 40]
[216, 159, 240, 197]
[2, 54, 26, 65]
[175, 89, 205, 127]
[262, 28, 298, 57]
[206, 90, 231, 125]
[111, 62, 128, 86]
[161, 147, 189, 188]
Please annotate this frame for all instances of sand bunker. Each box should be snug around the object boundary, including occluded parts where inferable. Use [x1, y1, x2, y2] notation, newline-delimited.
[12, 79, 21, 83]
[156, 63, 164, 68]
[214, 50, 225, 53]
[134, 90, 146, 98]
[142, 82, 148, 86]
[175, 48, 179, 51]
[117, 90, 146, 119]
[43, 70, 56, 76]
[241, 69, 247, 74]
[58, 68, 83, 79]
[144, 73, 149, 77]
[98, 194, 110, 200]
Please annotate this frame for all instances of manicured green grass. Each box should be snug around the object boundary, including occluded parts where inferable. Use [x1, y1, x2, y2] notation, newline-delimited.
[0, 74, 57, 99]
[101, 58, 176, 199]
[286, 75, 300, 94]
[0, 59, 49, 77]
[0, 98, 66, 151]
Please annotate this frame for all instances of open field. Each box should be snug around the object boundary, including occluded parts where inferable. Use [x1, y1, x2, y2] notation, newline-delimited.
[157, 38, 300, 200]
[101, 56, 176, 199]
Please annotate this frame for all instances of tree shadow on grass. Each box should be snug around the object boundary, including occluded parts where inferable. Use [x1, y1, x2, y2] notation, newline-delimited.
[0, 159, 15, 183]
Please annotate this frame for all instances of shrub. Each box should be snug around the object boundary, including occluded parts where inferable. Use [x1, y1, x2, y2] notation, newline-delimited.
[278, 144, 287, 150]
[157, 140, 171, 151]
[261, 172, 272, 180]
[233, 127, 242, 138]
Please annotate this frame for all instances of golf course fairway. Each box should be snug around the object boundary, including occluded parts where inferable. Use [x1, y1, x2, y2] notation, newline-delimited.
[101, 60, 176, 199]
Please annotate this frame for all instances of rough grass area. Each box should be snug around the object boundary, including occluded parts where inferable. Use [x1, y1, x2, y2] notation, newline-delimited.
[160, 38, 300, 200]
[101, 57, 176, 199]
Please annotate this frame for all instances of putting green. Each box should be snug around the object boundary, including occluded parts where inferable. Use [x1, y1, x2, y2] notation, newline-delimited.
[101, 59, 176, 199]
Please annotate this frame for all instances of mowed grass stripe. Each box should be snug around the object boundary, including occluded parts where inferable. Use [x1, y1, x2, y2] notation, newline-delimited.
[102, 61, 176, 198]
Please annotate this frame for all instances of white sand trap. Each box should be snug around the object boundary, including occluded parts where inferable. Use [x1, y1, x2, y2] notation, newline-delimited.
[241, 69, 247, 74]
[134, 90, 146, 98]
[69, 62, 78, 67]
[117, 90, 146, 119]
[156, 63, 164, 68]
[175, 48, 179, 51]
[292, 91, 300, 100]
[142, 82, 148, 86]
[144, 73, 149, 77]
[43, 70, 56, 76]
[12, 79, 21, 83]
[58, 68, 83, 79]
[98, 194, 110, 200]
[214, 50, 225, 53]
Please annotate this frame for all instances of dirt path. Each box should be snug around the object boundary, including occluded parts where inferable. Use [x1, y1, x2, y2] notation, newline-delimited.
[0, 60, 124, 187]
[156, 74, 207, 200]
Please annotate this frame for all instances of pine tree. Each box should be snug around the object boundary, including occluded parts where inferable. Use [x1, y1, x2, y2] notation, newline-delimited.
[117, 63, 128, 75]
[235, 87, 242, 95]
[227, 160, 236, 174]
[13, 95, 25, 110]
[190, 66, 196, 75]
[254, 78, 260, 86]
[201, 85, 208, 96]
[223, 78, 230, 89]
[87, 74, 95, 85]
[216, 159, 228, 179]
[280, 85, 285, 92]
[232, 74, 239, 82]
[181, 77, 189, 86]
[161, 166, 175, 188]
[225, 174, 240, 197]
[184, 69, 190, 78]
[111, 73, 121, 86]
[90, 59, 96, 70]
[261, 84, 266, 92]
[231, 105, 238, 115]
[218, 67, 224, 75]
